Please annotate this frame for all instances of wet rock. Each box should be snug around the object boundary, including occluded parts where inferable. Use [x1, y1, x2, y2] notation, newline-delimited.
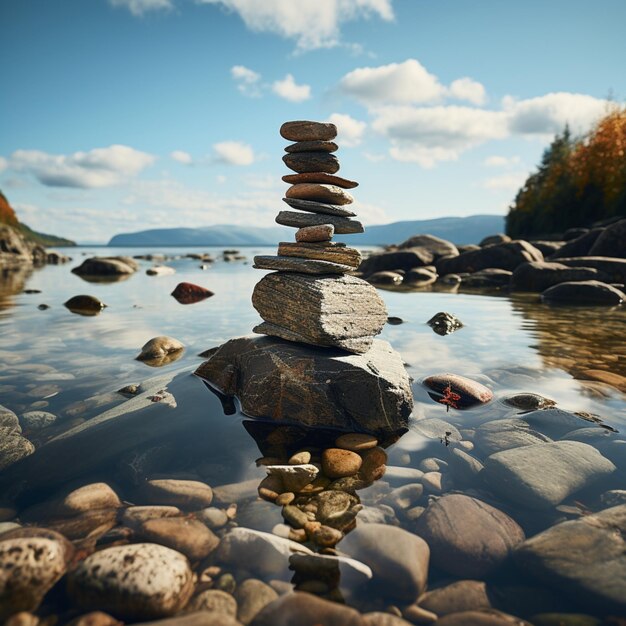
[404, 267, 437, 287]
[146, 265, 176, 276]
[186, 589, 238, 616]
[340, 523, 430, 602]
[64, 295, 107, 315]
[359, 249, 434, 276]
[196, 507, 229, 529]
[419, 579, 492, 616]
[136, 336, 184, 363]
[171, 282, 214, 305]
[510, 261, 606, 292]
[415, 494, 525, 578]
[277, 241, 361, 267]
[482, 441, 615, 509]
[282, 171, 358, 189]
[322, 448, 362, 478]
[531, 240, 565, 256]
[386, 316, 404, 325]
[252, 272, 385, 353]
[136, 479, 213, 509]
[368, 271, 404, 286]
[446, 446, 484, 486]
[280, 121, 337, 142]
[121, 505, 182, 529]
[436, 241, 543, 274]
[426, 311, 463, 335]
[600, 490, 626, 507]
[398, 234, 459, 259]
[551, 229, 604, 259]
[554, 256, 626, 283]
[435, 609, 532, 625]
[501, 393, 556, 411]
[216, 527, 312, 579]
[276, 210, 363, 234]
[541, 280, 625, 305]
[315, 490, 358, 524]
[383, 483, 424, 512]
[295, 224, 334, 242]
[520, 408, 604, 438]
[282, 152, 340, 174]
[19, 410, 57, 431]
[72, 257, 137, 277]
[0, 430, 35, 470]
[423, 373, 493, 408]
[460, 268, 512, 288]
[475, 418, 552, 455]
[576, 369, 626, 393]
[588, 218, 626, 257]
[335, 433, 378, 451]
[286, 183, 353, 206]
[235, 579, 278, 625]
[250, 591, 362, 626]
[67, 543, 194, 620]
[515, 505, 626, 614]
[0, 537, 68, 620]
[44, 508, 118, 541]
[266, 464, 318, 492]
[253, 255, 354, 275]
[0, 404, 20, 430]
[196, 336, 413, 433]
[138, 517, 219, 561]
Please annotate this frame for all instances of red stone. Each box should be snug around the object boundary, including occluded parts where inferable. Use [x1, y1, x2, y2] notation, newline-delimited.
[171, 282, 214, 304]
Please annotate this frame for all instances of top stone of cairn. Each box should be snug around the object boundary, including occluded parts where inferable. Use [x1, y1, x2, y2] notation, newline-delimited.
[280, 120, 337, 142]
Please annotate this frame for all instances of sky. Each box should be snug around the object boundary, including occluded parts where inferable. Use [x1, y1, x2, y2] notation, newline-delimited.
[1, 0, 625, 243]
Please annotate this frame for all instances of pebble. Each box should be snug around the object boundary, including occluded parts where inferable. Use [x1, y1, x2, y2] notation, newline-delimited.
[275, 492, 295, 506]
[280, 121, 337, 142]
[286, 183, 353, 206]
[19, 410, 57, 431]
[258, 474, 284, 502]
[67, 543, 194, 620]
[423, 372, 494, 408]
[414, 494, 525, 578]
[475, 418, 552, 455]
[186, 589, 238, 616]
[146, 265, 176, 276]
[0, 431, 35, 470]
[502, 393, 556, 411]
[322, 448, 363, 478]
[282, 171, 358, 189]
[418, 457, 447, 472]
[137, 517, 220, 561]
[360, 446, 388, 481]
[383, 483, 424, 511]
[136, 336, 184, 362]
[64, 295, 107, 315]
[422, 471, 443, 494]
[283, 152, 340, 175]
[170, 282, 214, 305]
[196, 507, 229, 529]
[0, 537, 68, 620]
[275, 210, 363, 234]
[311, 524, 343, 547]
[418, 580, 492, 616]
[295, 224, 335, 243]
[122, 506, 182, 529]
[137, 479, 213, 509]
[282, 505, 309, 529]
[266, 464, 318, 492]
[335, 432, 378, 451]
[235, 579, 278, 625]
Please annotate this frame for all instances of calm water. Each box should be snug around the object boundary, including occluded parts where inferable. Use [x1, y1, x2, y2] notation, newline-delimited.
[1, 246, 625, 620]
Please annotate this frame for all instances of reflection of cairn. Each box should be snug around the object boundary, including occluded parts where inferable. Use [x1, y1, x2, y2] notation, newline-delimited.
[252, 120, 387, 354]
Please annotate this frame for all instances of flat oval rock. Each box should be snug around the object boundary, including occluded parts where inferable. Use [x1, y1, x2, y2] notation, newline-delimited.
[64, 295, 107, 316]
[282, 172, 358, 189]
[423, 373, 493, 408]
[276, 211, 363, 235]
[280, 120, 337, 142]
[253, 255, 353, 275]
[170, 282, 214, 305]
[283, 197, 355, 217]
[283, 152, 339, 175]
[286, 183, 354, 206]
[296, 224, 334, 242]
[285, 140, 338, 153]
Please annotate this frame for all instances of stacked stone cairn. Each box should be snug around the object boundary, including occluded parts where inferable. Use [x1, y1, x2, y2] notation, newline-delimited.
[252, 120, 387, 354]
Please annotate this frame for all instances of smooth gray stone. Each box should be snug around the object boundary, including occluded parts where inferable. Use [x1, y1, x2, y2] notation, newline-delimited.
[482, 441, 616, 509]
[474, 418, 552, 455]
[282, 197, 356, 217]
[276, 211, 363, 234]
[253, 255, 353, 275]
[541, 280, 625, 305]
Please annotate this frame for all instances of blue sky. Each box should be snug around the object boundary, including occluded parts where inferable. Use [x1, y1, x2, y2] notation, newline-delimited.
[1, 0, 625, 243]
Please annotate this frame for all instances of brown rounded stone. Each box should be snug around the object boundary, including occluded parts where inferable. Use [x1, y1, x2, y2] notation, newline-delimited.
[360, 447, 388, 482]
[286, 184, 353, 206]
[312, 525, 343, 547]
[282, 172, 359, 189]
[296, 225, 334, 243]
[335, 433, 379, 452]
[283, 152, 340, 175]
[285, 140, 338, 153]
[322, 448, 363, 478]
[280, 121, 337, 142]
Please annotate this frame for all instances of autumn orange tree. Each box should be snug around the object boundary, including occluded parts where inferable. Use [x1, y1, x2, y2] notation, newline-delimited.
[506, 105, 626, 238]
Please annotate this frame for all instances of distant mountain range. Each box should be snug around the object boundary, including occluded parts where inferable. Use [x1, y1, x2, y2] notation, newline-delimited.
[108, 215, 505, 247]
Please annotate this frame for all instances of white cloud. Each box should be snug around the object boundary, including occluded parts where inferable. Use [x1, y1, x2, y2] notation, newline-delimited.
[363, 152, 386, 162]
[505, 92, 608, 135]
[213, 141, 255, 165]
[198, 0, 394, 51]
[339, 59, 445, 106]
[8, 145, 156, 188]
[448, 77, 487, 105]
[170, 150, 193, 165]
[482, 171, 529, 191]
[109, 0, 173, 16]
[272, 74, 311, 102]
[327, 113, 366, 147]
[484, 155, 521, 168]
[231, 65, 262, 97]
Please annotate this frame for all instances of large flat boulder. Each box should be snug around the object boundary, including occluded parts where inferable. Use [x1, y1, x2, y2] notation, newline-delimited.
[436, 241, 543, 274]
[252, 272, 387, 354]
[553, 256, 626, 283]
[510, 261, 607, 292]
[195, 336, 413, 433]
[359, 249, 434, 276]
[588, 218, 626, 258]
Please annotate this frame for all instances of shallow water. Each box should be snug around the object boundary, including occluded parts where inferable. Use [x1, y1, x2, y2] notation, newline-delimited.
[1, 246, 625, 621]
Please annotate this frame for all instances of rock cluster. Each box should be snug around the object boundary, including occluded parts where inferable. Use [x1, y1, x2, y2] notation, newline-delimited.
[250, 121, 386, 353]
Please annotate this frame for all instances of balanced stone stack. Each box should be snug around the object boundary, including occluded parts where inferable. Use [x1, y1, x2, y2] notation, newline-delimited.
[252, 120, 387, 354]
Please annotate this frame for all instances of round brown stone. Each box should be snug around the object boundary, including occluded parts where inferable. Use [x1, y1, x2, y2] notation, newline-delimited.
[286, 183, 353, 206]
[335, 433, 379, 452]
[280, 121, 337, 142]
[321, 448, 363, 478]
[295, 224, 334, 243]
[282, 152, 340, 175]
[282, 172, 359, 189]
[359, 446, 388, 482]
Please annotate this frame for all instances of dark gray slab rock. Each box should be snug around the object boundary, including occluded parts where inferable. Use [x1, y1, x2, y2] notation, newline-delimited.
[280, 121, 337, 142]
[285, 140, 338, 153]
[554, 256, 626, 283]
[195, 336, 413, 432]
[550, 228, 603, 258]
[397, 234, 459, 259]
[282, 172, 358, 189]
[414, 494, 525, 578]
[461, 268, 512, 288]
[514, 505, 626, 614]
[253, 255, 353, 275]
[282, 197, 356, 217]
[588, 218, 626, 258]
[282, 152, 340, 174]
[436, 241, 543, 274]
[251, 272, 386, 353]
[359, 250, 434, 276]
[482, 441, 616, 509]
[541, 280, 625, 305]
[72, 256, 137, 276]
[276, 210, 363, 234]
[511, 261, 606, 292]
[277, 242, 361, 268]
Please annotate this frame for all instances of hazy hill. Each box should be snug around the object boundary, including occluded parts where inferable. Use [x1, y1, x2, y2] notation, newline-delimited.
[0, 190, 75, 246]
[108, 215, 505, 247]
